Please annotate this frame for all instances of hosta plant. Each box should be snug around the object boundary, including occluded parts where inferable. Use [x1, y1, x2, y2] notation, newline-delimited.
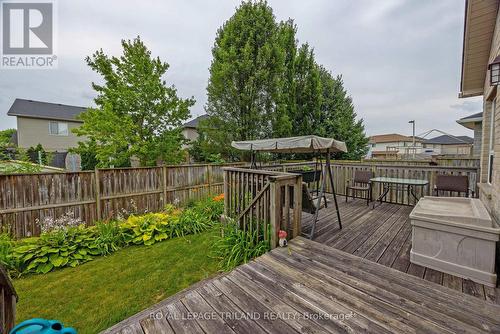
[120, 213, 178, 246]
[13, 226, 99, 275]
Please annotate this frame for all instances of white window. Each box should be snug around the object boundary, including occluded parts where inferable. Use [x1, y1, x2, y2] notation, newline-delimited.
[49, 121, 68, 136]
[488, 99, 496, 184]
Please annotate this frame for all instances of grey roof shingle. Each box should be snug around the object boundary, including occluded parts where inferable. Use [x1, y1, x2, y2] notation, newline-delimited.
[182, 114, 208, 128]
[458, 112, 483, 121]
[423, 134, 474, 145]
[7, 99, 87, 122]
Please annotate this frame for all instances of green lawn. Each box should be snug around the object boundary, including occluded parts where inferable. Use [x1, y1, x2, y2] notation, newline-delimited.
[13, 229, 219, 333]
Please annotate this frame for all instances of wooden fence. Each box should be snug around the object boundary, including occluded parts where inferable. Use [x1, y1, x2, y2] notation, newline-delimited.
[0, 163, 244, 238]
[329, 163, 479, 205]
[223, 167, 302, 248]
[261, 161, 480, 205]
[263, 161, 480, 204]
[0, 159, 480, 238]
[361, 157, 480, 168]
[0, 265, 16, 333]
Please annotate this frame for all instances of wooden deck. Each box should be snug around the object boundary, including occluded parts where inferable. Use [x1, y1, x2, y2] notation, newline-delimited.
[104, 235, 500, 333]
[302, 197, 500, 305]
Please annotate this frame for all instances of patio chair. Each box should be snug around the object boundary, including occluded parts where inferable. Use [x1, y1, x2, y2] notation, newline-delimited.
[345, 170, 373, 206]
[433, 174, 474, 197]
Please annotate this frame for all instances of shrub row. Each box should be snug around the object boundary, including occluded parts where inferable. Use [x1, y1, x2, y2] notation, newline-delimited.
[0, 196, 224, 276]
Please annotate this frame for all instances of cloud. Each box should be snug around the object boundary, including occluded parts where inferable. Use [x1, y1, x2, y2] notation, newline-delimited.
[0, 0, 474, 137]
[450, 100, 483, 113]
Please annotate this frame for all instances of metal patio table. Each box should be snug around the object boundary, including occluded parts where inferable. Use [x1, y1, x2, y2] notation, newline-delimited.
[370, 177, 429, 208]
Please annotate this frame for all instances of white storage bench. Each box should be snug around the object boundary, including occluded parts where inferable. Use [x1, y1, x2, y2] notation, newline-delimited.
[410, 197, 500, 287]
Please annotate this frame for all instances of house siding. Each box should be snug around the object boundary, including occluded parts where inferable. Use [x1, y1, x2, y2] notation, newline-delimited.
[479, 4, 500, 223]
[473, 122, 483, 157]
[16, 117, 85, 152]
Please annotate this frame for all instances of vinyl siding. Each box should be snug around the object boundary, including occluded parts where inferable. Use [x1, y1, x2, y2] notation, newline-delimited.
[16, 117, 85, 152]
[479, 6, 500, 223]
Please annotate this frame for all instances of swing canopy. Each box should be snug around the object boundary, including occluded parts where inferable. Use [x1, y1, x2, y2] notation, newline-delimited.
[231, 135, 347, 154]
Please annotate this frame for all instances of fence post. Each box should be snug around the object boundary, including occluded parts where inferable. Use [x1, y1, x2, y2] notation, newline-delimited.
[223, 170, 229, 217]
[269, 177, 281, 249]
[94, 168, 101, 221]
[207, 164, 213, 195]
[162, 166, 168, 206]
[292, 175, 302, 238]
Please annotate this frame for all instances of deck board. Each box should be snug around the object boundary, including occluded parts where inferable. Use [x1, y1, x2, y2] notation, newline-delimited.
[104, 237, 500, 333]
[302, 197, 500, 304]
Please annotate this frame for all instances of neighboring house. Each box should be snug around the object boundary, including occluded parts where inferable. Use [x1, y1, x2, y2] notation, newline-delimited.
[367, 133, 422, 159]
[456, 112, 483, 157]
[7, 99, 86, 152]
[459, 0, 500, 222]
[181, 114, 208, 146]
[422, 135, 474, 156]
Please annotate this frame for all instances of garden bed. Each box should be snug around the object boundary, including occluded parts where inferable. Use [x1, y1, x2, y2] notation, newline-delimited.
[13, 230, 219, 333]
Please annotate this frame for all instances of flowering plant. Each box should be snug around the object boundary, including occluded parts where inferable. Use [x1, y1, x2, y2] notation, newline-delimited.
[36, 212, 84, 233]
[213, 194, 224, 202]
[278, 230, 287, 239]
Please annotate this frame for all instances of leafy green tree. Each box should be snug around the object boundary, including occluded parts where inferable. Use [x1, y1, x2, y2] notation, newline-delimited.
[0, 129, 15, 147]
[317, 66, 368, 159]
[272, 19, 296, 138]
[203, 1, 283, 159]
[196, 1, 368, 162]
[288, 44, 322, 137]
[27, 144, 53, 165]
[70, 140, 99, 170]
[74, 36, 194, 167]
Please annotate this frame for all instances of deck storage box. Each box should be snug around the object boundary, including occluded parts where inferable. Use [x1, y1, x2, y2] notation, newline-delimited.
[410, 197, 500, 287]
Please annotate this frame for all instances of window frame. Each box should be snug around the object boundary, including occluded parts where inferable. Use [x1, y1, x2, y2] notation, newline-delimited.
[48, 121, 69, 136]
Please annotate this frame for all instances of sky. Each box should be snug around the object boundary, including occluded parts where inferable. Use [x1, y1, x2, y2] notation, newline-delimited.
[0, 0, 482, 138]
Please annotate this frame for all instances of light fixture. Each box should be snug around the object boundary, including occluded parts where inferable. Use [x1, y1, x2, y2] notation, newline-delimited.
[488, 56, 500, 86]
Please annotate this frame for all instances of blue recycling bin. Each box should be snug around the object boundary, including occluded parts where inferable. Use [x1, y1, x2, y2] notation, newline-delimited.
[10, 318, 76, 334]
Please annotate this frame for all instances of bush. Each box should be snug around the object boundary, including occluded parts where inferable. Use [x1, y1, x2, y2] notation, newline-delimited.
[13, 226, 99, 275]
[0, 233, 16, 270]
[212, 221, 270, 271]
[3, 196, 226, 276]
[120, 212, 179, 246]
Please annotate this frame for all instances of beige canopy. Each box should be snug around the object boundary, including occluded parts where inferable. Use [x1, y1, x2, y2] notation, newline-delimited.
[231, 135, 347, 153]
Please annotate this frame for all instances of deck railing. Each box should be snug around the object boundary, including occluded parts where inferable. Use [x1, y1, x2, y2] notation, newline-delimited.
[223, 167, 302, 248]
[260, 161, 479, 205]
[0, 265, 17, 333]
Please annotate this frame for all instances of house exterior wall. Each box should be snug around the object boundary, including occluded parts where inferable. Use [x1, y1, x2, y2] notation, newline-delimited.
[478, 7, 500, 223]
[182, 127, 199, 142]
[16, 117, 84, 152]
[439, 144, 472, 155]
[473, 122, 483, 157]
[181, 127, 199, 150]
[367, 140, 421, 157]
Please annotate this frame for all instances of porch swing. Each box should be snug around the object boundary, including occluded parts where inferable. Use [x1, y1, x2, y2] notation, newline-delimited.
[231, 135, 348, 239]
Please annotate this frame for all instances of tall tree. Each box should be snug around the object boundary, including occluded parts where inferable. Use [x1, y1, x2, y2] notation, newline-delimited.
[288, 43, 322, 137]
[203, 1, 283, 159]
[197, 1, 368, 162]
[318, 66, 369, 159]
[74, 37, 194, 167]
[272, 19, 297, 138]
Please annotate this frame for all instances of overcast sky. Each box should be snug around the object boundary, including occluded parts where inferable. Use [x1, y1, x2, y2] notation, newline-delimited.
[0, 0, 482, 137]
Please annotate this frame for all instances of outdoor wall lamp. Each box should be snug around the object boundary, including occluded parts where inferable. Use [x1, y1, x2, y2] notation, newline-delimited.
[488, 56, 500, 86]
